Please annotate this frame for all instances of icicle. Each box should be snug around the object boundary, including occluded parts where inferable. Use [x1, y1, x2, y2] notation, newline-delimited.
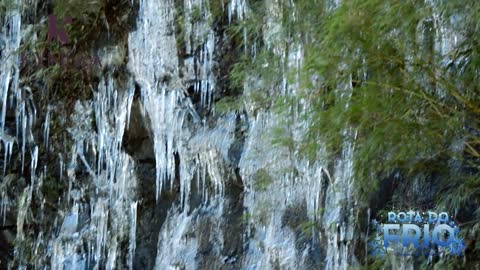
[0, 7, 21, 133]
[20, 101, 26, 173]
[0, 130, 15, 175]
[106, 237, 118, 270]
[129, 0, 186, 201]
[0, 190, 7, 225]
[197, 31, 216, 107]
[59, 153, 64, 181]
[228, 0, 248, 23]
[126, 80, 135, 128]
[144, 88, 185, 201]
[128, 201, 138, 270]
[66, 147, 77, 203]
[44, 106, 51, 149]
[77, 142, 96, 178]
[92, 199, 109, 267]
[30, 146, 38, 183]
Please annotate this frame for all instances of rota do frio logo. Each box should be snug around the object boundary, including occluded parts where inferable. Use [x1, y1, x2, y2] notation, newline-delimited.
[369, 211, 465, 257]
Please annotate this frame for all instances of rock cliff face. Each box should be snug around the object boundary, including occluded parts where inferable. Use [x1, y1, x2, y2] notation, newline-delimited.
[0, 0, 478, 269]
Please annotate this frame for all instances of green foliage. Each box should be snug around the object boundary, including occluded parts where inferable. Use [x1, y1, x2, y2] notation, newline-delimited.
[52, 0, 103, 20]
[0, 0, 17, 13]
[253, 168, 273, 191]
[229, 54, 250, 90]
[51, 0, 105, 46]
[230, 0, 480, 201]
[208, 0, 226, 23]
[215, 96, 243, 114]
[241, 210, 268, 226]
[174, 3, 186, 54]
[41, 175, 65, 203]
[228, 0, 480, 265]
[191, 5, 202, 23]
[298, 219, 320, 239]
[271, 125, 294, 152]
[16, 0, 115, 117]
[306, 0, 480, 203]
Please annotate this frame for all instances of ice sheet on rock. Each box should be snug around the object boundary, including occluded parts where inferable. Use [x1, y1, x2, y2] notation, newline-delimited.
[50, 203, 81, 270]
[323, 138, 356, 270]
[128, 201, 138, 270]
[239, 112, 326, 269]
[154, 197, 225, 270]
[128, 0, 179, 86]
[154, 209, 199, 270]
[243, 212, 298, 269]
[187, 113, 237, 203]
[60, 211, 79, 236]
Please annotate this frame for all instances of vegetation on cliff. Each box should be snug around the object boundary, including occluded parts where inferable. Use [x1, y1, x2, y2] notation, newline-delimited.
[226, 0, 480, 267]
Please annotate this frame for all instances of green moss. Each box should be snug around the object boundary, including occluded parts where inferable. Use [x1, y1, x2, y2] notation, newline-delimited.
[0, 0, 18, 14]
[208, 0, 225, 23]
[173, 3, 186, 59]
[241, 204, 271, 226]
[52, 0, 103, 20]
[191, 5, 202, 23]
[41, 175, 65, 203]
[253, 168, 273, 191]
[215, 96, 242, 114]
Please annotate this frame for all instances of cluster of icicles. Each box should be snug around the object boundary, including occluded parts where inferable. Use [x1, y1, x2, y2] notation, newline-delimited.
[0, 0, 376, 269]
